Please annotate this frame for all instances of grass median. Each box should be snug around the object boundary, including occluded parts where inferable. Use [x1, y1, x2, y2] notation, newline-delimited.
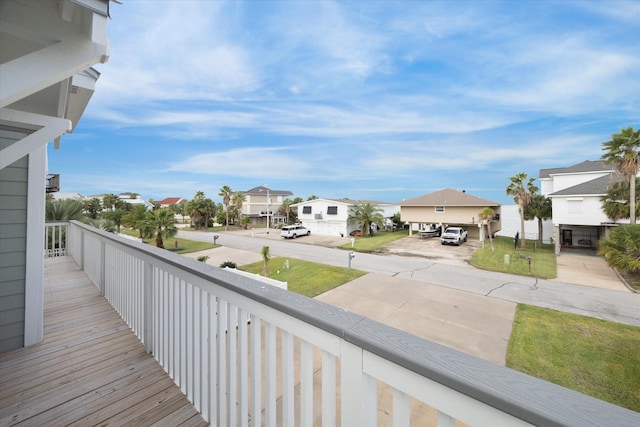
[240, 256, 367, 298]
[338, 230, 409, 253]
[471, 236, 557, 279]
[507, 304, 640, 411]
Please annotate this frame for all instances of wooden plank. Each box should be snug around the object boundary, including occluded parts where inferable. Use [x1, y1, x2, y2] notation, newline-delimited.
[0, 257, 205, 426]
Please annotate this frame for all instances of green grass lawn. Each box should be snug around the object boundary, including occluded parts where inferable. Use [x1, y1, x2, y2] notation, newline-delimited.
[142, 236, 216, 254]
[239, 257, 367, 297]
[338, 230, 409, 253]
[507, 304, 640, 411]
[470, 236, 557, 279]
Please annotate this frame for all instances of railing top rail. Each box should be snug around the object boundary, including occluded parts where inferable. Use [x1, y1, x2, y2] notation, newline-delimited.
[45, 221, 70, 226]
[67, 220, 640, 427]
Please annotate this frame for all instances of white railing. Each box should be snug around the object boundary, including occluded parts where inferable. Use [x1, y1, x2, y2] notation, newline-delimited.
[59, 221, 639, 427]
[44, 221, 68, 257]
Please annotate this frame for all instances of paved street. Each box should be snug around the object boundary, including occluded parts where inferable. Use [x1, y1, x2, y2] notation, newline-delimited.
[178, 229, 640, 327]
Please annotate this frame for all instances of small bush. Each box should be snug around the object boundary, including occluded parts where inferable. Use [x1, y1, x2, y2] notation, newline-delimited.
[220, 261, 237, 269]
[197, 255, 209, 263]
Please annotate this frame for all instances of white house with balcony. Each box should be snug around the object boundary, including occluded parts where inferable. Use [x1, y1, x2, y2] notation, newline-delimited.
[0, 0, 110, 352]
[295, 198, 399, 236]
[539, 160, 634, 255]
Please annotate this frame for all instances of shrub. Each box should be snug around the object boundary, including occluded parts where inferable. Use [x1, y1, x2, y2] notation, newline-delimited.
[220, 260, 237, 268]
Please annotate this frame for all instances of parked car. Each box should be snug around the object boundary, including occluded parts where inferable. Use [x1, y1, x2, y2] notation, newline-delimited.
[440, 227, 467, 246]
[349, 229, 361, 237]
[280, 225, 310, 239]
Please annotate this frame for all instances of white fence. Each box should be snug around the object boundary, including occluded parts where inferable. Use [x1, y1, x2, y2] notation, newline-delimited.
[57, 221, 639, 427]
[44, 221, 68, 257]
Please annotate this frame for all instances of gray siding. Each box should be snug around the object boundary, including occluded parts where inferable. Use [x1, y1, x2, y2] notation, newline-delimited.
[0, 130, 28, 352]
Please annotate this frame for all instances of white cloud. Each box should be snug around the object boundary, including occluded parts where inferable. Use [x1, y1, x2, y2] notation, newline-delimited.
[168, 147, 312, 178]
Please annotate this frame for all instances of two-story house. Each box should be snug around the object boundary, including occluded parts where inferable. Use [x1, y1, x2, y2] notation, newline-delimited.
[539, 160, 632, 255]
[242, 185, 293, 227]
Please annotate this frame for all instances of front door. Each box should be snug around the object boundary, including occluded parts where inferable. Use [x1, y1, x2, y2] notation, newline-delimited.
[562, 229, 572, 246]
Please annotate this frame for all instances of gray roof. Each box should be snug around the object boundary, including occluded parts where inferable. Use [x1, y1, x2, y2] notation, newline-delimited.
[549, 173, 623, 197]
[539, 160, 612, 178]
[400, 188, 500, 207]
[244, 186, 293, 196]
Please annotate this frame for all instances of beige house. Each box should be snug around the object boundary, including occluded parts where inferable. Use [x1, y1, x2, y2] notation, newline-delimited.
[400, 188, 502, 240]
[242, 185, 293, 227]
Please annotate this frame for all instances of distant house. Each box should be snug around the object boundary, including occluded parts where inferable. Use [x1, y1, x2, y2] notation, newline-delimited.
[539, 160, 632, 254]
[400, 189, 502, 240]
[295, 198, 399, 237]
[157, 197, 183, 208]
[242, 186, 294, 227]
[52, 192, 85, 202]
[87, 192, 154, 210]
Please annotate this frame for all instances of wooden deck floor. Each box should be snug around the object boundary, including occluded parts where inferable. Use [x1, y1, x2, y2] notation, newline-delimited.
[0, 257, 207, 426]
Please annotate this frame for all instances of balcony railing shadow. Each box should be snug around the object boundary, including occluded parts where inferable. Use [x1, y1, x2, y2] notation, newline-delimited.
[27, 221, 640, 426]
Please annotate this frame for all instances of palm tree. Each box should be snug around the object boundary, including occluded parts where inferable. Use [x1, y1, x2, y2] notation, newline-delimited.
[477, 207, 495, 251]
[45, 199, 85, 252]
[123, 204, 152, 239]
[46, 198, 84, 221]
[598, 225, 640, 273]
[601, 178, 640, 222]
[601, 127, 640, 224]
[83, 197, 102, 219]
[307, 195, 318, 201]
[524, 194, 552, 247]
[280, 198, 294, 224]
[506, 173, 539, 249]
[186, 191, 216, 231]
[150, 208, 177, 249]
[102, 193, 119, 211]
[232, 192, 246, 227]
[348, 203, 384, 237]
[219, 185, 233, 231]
[261, 245, 270, 276]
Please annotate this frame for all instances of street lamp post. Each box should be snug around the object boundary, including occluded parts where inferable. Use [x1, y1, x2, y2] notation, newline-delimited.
[265, 183, 270, 234]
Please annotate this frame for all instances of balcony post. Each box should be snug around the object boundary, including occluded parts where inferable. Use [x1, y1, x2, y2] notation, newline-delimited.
[79, 227, 85, 270]
[143, 261, 154, 353]
[99, 240, 105, 296]
[340, 340, 377, 426]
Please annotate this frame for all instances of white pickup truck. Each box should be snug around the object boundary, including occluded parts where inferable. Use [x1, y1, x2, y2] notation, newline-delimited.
[440, 227, 467, 246]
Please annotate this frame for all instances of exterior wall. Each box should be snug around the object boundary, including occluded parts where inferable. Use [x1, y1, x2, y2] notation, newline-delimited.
[244, 194, 285, 220]
[297, 200, 352, 236]
[401, 205, 494, 224]
[496, 204, 554, 243]
[550, 196, 610, 226]
[0, 131, 28, 352]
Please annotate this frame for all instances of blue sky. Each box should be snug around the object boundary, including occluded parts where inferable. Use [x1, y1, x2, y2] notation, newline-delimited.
[48, 0, 640, 205]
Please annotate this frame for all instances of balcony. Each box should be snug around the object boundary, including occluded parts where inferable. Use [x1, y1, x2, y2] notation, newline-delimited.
[2, 221, 637, 426]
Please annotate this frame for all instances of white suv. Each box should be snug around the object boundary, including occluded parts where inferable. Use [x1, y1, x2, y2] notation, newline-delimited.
[280, 225, 310, 239]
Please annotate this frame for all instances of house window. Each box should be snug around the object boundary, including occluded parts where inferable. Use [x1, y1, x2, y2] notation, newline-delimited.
[302, 206, 311, 214]
[435, 206, 445, 213]
[327, 206, 338, 215]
